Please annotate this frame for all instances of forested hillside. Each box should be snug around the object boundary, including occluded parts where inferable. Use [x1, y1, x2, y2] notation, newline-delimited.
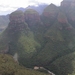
[0, 54, 49, 75]
[0, 0, 75, 75]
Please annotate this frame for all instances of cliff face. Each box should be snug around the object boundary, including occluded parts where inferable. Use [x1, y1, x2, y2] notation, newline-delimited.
[34, 16, 75, 66]
[0, 10, 41, 67]
[42, 4, 59, 27]
[61, 0, 71, 7]
[1, 1, 75, 75]
[24, 9, 41, 27]
[29, 3, 75, 74]
[61, 0, 75, 7]
[24, 9, 45, 45]
[7, 11, 29, 36]
[9, 10, 25, 23]
[0, 11, 27, 53]
[61, 0, 75, 27]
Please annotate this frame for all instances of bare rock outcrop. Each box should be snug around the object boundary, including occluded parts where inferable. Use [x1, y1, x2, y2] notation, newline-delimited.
[24, 9, 41, 27]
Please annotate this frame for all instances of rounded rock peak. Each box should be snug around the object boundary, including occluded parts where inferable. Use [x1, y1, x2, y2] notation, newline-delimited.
[24, 9, 41, 26]
[24, 9, 39, 14]
[9, 10, 24, 23]
[43, 3, 58, 13]
[10, 10, 24, 16]
[42, 3, 58, 18]
[42, 4, 58, 26]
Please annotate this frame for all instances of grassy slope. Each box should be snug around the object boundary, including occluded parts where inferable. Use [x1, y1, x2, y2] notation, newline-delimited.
[0, 54, 49, 75]
[0, 21, 41, 67]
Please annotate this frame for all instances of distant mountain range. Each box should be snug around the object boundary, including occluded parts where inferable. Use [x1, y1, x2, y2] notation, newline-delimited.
[17, 3, 48, 14]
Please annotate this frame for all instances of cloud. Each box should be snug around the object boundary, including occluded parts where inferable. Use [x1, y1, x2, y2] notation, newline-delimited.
[0, 0, 62, 15]
[34, 0, 61, 5]
[28, 0, 39, 4]
[0, 5, 17, 15]
[0, 5, 17, 11]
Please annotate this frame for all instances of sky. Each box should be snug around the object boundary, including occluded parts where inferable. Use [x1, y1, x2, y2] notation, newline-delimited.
[0, 0, 62, 15]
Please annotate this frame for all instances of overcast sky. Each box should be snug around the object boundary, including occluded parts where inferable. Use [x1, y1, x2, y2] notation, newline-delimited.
[0, 0, 62, 15]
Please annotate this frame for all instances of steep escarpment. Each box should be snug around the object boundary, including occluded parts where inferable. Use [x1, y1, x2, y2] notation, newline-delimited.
[0, 10, 40, 67]
[61, 0, 75, 8]
[24, 9, 41, 27]
[24, 9, 45, 45]
[0, 1, 75, 75]
[24, 9, 43, 35]
[31, 9, 75, 75]
[33, 11, 75, 65]
[61, 0, 75, 28]
[41, 3, 59, 28]
[61, 0, 71, 7]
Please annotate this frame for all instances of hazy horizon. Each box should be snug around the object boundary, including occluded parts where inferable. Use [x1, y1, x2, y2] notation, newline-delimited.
[0, 0, 62, 15]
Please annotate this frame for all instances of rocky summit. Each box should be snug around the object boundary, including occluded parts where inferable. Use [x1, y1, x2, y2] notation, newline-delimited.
[24, 9, 41, 27]
[42, 3, 59, 27]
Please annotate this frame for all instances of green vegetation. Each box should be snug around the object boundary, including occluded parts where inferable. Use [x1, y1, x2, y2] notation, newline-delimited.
[0, 10, 40, 68]
[25, 9, 39, 14]
[24, 9, 45, 46]
[0, 54, 49, 75]
[0, 0, 75, 75]
[10, 10, 24, 16]
[49, 52, 75, 75]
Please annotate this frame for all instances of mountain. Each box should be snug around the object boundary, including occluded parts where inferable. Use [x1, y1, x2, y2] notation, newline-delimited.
[18, 3, 48, 14]
[0, 1, 75, 75]
[24, 9, 41, 27]
[41, 3, 59, 30]
[24, 8, 46, 47]
[0, 10, 40, 68]
[33, 11, 75, 66]
[0, 4, 48, 32]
